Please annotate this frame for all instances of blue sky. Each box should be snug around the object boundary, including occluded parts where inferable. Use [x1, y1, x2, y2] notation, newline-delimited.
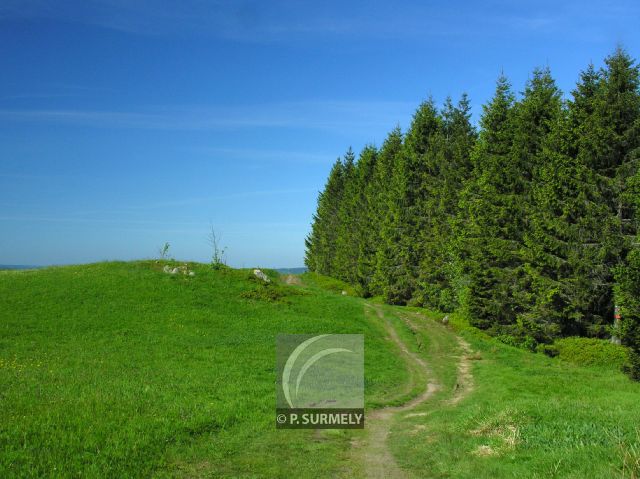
[0, 0, 638, 267]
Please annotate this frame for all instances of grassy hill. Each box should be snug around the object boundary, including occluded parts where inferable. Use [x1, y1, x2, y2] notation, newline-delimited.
[1, 262, 639, 478]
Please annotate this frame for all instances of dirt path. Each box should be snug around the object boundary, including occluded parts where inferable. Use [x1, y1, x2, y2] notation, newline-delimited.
[448, 336, 474, 406]
[352, 305, 474, 479]
[403, 312, 475, 407]
[284, 274, 302, 285]
[358, 305, 440, 479]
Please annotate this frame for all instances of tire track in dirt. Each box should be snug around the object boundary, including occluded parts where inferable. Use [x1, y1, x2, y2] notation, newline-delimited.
[448, 336, 474, 406]
[352, 306, 475, 478]
[403, 311, 475, 408]
[357, 304, 440, 479]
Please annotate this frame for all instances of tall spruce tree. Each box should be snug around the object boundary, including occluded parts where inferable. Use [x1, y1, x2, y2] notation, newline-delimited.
[507, 68, 565, 339]
[354, 145, 379, 295]
[612, 47, 640, 377]
[304, 158, 346, 275]
[523, 65, 613, 338]
[372, 128, 407, 301]
[333, 148, 359, 284]
[416, 95, 476, 311]
[568, 48, 640, 334]
[391, 99, 442, 304]
[457, 75, 518, 329]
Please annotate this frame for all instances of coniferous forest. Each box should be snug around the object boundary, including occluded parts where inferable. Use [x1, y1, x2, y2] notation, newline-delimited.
[305, 48, 640, 378]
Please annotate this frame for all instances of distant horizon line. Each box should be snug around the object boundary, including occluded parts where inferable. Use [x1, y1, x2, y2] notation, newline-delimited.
[0, 262, 307, 272]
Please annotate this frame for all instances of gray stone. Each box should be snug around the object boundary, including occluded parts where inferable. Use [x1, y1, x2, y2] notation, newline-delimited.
[253, 269, 270, 283]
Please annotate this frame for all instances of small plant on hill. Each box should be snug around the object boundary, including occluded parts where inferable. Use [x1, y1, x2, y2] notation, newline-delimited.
[207, 226, 227, 270]
[157, 242, 171, 260]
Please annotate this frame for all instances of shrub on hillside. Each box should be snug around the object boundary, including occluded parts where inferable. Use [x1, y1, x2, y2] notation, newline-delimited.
[543, 337, 629, 369]
[300, 272, 357, 296]
[615, 249, 640, 379]
[241, 271, 308, 303]
[241, 285, 289, 303]
[495, 334, 537, 352]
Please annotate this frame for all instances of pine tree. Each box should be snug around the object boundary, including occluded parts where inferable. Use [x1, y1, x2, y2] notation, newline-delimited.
[523, 50, 640, 339]
[304, 158, 346, 275]
[371, 127, 406, 300]
[418, 95, 476, 311]
[333, 148, 359, 283]
[521, 65, 612, 338]
[391, 99, 442, 304]
[571, 48, 640, 334]
[457, 75, 518, 329]
[507, 67, 565, 339]
[354, 145, 379, 295]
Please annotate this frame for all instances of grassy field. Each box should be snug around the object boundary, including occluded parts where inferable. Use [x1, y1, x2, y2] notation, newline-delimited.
[389, 311, 640, 479]
[1, 262, 640, 478]
[0, 262, 405, 477]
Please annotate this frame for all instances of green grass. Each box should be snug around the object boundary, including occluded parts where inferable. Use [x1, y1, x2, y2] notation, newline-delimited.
[2, 262, 640, 478]
[550, 337, 629, 369]
[391, 312, 640, 479]
[0, 261, 404, 478]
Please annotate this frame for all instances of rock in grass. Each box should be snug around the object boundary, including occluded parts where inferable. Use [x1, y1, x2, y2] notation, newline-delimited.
[162, 264, 195, 276]
[253, 269, 270, 283]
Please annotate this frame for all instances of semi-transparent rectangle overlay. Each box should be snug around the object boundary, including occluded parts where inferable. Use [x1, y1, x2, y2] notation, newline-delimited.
[276, 334, 364, 429]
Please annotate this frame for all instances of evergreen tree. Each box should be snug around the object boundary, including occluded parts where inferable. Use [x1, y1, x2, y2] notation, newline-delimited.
[333, 148, 359, 283]
[522, 66, 612, 338]
[371, 128, 406, 301]
[354, 145, 379, 295]
[457, 75, 518, 329]
[569, 48, 640, 334]
[304, 158, 345, 275]
[418, 95, 476, 311]
[507, 67, 565, 339]
[391, 99, 442, 304]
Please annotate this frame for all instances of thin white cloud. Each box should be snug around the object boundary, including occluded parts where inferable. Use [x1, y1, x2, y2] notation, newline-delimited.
[3, 0, 624, 41]
[0, 214, 310, 238]
[0, 100, 415, 133]
[189, 147, 334, 164]
[0, 187, 318, 222]
[116, 187, 318, 211]
[0, 214, 203, 226]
